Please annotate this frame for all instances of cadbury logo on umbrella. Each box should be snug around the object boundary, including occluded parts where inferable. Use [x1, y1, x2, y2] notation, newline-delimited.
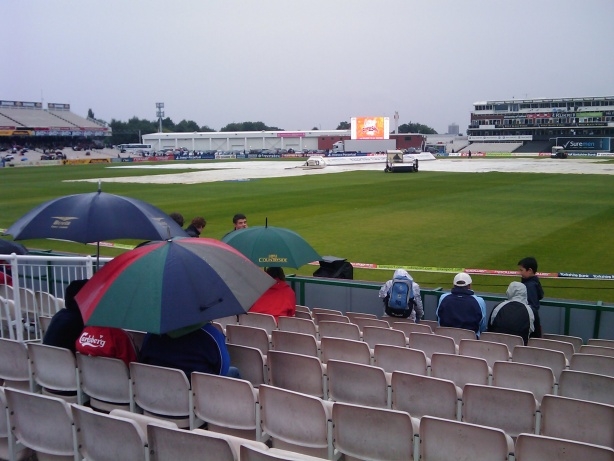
[51, 216, 78, 229]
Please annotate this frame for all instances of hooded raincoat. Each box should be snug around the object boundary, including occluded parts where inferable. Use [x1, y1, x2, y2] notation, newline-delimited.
[488, 281, 535, 344]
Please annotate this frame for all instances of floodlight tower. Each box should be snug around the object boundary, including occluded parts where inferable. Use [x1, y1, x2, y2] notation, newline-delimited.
[156, 102, 165, 133]
[394, 111, 399, 134]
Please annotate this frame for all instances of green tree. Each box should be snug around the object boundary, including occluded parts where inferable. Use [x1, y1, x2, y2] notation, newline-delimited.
[220, 121, 283, 132]
[87, 108, 95, 119]
[311, 126, 319, 130]
[398, 122, 438, 135]
[174, 120, 200, 132]
[337, 121, 351, 130]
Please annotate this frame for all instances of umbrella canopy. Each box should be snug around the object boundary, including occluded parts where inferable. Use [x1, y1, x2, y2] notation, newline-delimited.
[0, 238, 27, 255]
[222, 225, 320, 268]
[75, 238, 275, 334]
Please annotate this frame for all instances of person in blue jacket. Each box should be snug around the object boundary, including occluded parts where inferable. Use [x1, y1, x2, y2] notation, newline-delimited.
[436, 272, 487, 338]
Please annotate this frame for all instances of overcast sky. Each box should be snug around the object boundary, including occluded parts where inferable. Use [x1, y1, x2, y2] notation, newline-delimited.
[4, 0, 613, 134]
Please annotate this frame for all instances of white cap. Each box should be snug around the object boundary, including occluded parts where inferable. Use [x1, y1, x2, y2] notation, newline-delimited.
[453, 272, 472, 287]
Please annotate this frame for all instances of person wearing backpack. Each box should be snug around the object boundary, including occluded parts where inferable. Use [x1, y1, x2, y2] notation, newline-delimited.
[379, 269, 424, 322]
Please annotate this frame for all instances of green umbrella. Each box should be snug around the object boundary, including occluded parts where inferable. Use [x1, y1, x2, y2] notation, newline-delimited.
[221, 221, 320, 269]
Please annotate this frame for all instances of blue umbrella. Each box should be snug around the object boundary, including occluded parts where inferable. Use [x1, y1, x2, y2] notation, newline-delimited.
[0, 238, 27, 255]
[5, 182, 187, 264]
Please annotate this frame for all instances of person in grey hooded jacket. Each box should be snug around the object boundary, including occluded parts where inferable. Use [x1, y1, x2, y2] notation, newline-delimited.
[488, 281, 535, 345]
[379, 269, 424, 322]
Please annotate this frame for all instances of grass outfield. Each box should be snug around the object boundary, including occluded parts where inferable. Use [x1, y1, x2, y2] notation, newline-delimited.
[1, 161, 613, 303]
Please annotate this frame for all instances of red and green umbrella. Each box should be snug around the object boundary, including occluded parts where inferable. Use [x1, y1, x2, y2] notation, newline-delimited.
[75, 238, 274, 334]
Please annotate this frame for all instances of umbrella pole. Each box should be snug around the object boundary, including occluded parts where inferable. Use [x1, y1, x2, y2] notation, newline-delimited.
[96, 241, 100, 271]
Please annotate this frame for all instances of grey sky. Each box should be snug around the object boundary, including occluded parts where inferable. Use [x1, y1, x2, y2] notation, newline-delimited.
[4, 0, 613, 134]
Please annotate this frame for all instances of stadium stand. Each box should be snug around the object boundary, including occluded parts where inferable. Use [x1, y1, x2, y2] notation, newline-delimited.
[461, 142, 523, 153]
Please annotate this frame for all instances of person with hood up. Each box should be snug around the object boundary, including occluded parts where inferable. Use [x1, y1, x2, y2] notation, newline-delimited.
[379, 269, 424, 322]
[43, 279, 89, 354]
[488, 281, 535, 345]
[249, 267, 296, 322]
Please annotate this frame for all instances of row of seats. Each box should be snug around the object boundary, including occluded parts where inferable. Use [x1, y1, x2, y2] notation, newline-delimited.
[2, 381, 613, 461]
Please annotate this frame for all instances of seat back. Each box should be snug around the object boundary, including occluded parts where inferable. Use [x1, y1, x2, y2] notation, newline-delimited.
[271, 330, 319, 357]
[319, 336, 371, 365]
[267, 350, 325, 398]
[480, 331, 524, 351]
[540, 394, 614, 448]
[459, 339, 510, 369]
[512, 346, 568, 382]
[326, 360, 389, 408]
[408, 332, 456, 360]
[277, 316, 317, 338]
[317, 321, 360, 341]
[191, 372, 260, 440]
[515, 433, 614, 461]
[345, 312, 377, 323]
[558, 369, 614, 405]
[528, 338, 575, 362]
[227, 343, 267, 387]
[27, 342, 82, 403]
[492, 360, 555, 403]
[333, 402, 417, 461]
[129, 361, 195, 429]
[0, 337, 33, 391]
[226, 324, 270, 355]
[362, 326, 406, 349]
[373, 344, 428, 375]
[392, 321, 433, 335]
[5, 388, 77, 459]
[239, 312, 278, 335]
[351, 317, 391, 332]
[462, 383, 538, 438]
[259, 384, 332, 459]
[313, 312, 348, 325]
[420, 416, 514, 461]
[37, 315, 53, 338]
[587, 338, 614, 349]
[34, 291, 61, 316]
[76, 353, 131, 412]
[580, 344, 614, 358]
[311, 308, 343, 315]
[391, 371, 460, 420]
[148, 424, 239, 461]
[543, 333, 583, 352]
[72, 404, 148, 461]
[430, 353, 489, 389]
[294, 304, 311, 315]
[570, 352, 614, 378]
[0, 387, 32, 461]
[435, 326, 477, 344]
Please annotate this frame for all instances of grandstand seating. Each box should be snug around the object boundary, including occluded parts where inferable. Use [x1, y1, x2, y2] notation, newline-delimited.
[0, 107, 73, 128]
[587, 338, 614, 349]
[373, 344, 428, 375]
[434, 326, 477, 344]
[267, 350, 326, 399]
[512, 346, 568, 382]
[227, 324, 271, 355]
[326, 360, 390, 408]
[462, 142, 523, 153]
[579, 344, 614, 357]
[570, 352, 614, 377]
[0, 337, 34, 391]
[361, 325, 406, 348]
[317, 320, 361, 341]
[479, 331, 523, 353]
[528, 337, 575, 362]
[542, 333, 583, 352]
[430, 353, 489, 391]
[277, 316, 317, 338]
[239, 312, 278, 335]
[76, 352, 132, 412]
[271, 330, 319, 358]
[515, 433, 614, 461]
[391, 371, 460, 420]
[408, 332, 457, 364]
[392, 321, 433, 335]
[492, 361, 555, 404]
[557, 369, 614, 406]
[48, 109, 102, 128]
[319, 336, 371, 365]
[227, 344, 268, 387]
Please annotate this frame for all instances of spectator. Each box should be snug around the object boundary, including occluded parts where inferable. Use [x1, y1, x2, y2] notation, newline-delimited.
[249, 267, 296, 321]
[488, 281, 535, 345]
[378, 269, 424, 322]
[139, 323, 240, 381]
[75, 326, 138, 366]
[518, 256, 544, 337]
[169, 212, 184, 227]
[43, 279, 88, 353]
[222, 213, 248, 239]
[185, 216, 206, 237]
[436, 272, 487, 338]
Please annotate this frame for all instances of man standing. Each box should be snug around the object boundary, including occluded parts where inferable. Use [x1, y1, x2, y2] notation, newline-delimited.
[436, 272, 487, 338]
[232, 213, 248, 231]
[185, 217, 206, 237]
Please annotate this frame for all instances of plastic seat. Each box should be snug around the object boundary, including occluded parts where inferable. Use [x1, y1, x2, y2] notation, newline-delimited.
[129, 361, 199, 429]
[345, 312, 377, 323]
[435, 326, 477, 344]
[543, 333, 583, 352]
[76, 353, 132, 412]
[317, 321, 360, 341]
[27, 342, 84, 404]
[420, 319, 439, 330]
[492, 361, 555, 404]
[148, 424, 269, 461]
[540, 394, 614, 448]
[373, 344, 428, 375]
[294, 311, 313, 321]
[333, 402, 419, 461]
[459, 338, 511, 370]
[580, 344, 614, 357]
[515, 433, 614, 461]
[72, 404, 148, 461]
[408, 332, 457, 364]
[311, 307, 342, 316]
[239, 312, 278, 335]
[108, 409, 178, 435]
[259, 384, 334, 459]
[480, 331, 523, 353]
[570, 352, 614, 378]
[294, 304, 311, 315]
[558, 369, 614, 405]
[326, 359, 390, 408]
[192, 372, 262, 440]
[5, 388, 77, 461]
[512, 346, 568, 382]
[313, 312, 349, 325]
[319, 336, 371, 365]
[226, 324, 271, 356]
[430, 353, 489, 390]
[215, 315, 239, 332]
[0, 337, 34, 391]
[351, 317, 391, 333]
[38, 315, 53, 338]
[420, 416, 515, 461]
[391, 371, 461, 420]
[271, 330, 319, 358]
[587, 338, 614, 349]
[240, 444, 330, 461]
[267, 350, 326, 398]
[277, 316, 317, 338]
[392, 321, 433, 336]
[362, 325, 406, 348]
[528, 337, 575, 362]
[462, 383, 538, 438]
[34, 291, 62, 316]
[227, 343, 268, 387]
[0, 387, 32, 461]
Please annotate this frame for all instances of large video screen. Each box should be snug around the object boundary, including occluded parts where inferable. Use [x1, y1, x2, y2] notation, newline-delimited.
[351, 117, 389, 140]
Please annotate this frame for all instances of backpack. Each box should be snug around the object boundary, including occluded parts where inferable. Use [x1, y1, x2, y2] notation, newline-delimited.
[385, 277, 416, 318]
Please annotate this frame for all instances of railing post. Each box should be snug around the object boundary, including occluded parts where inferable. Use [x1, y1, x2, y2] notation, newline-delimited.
[9, 254, 23, 342]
